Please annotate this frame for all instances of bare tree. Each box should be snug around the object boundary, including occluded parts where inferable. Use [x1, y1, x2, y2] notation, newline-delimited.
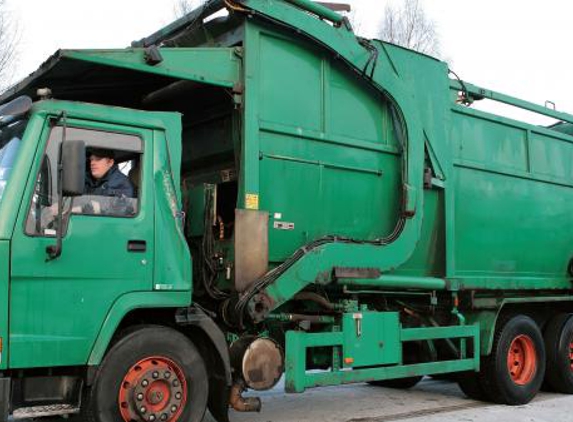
[174, 0, 206, 19]
[0, 0, 18, 88]
[378, 0, 441, 57]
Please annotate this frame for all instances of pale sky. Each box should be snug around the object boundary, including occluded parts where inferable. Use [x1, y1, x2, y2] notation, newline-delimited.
[5, 0, 573, 123]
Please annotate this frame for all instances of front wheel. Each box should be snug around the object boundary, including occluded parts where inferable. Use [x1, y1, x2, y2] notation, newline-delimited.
[86, 326, 208, 422]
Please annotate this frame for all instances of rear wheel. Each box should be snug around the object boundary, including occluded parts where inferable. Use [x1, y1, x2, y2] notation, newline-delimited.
[480, 315, 545, 405]
[456, 371, 490, 401]
[86, 326, 208, 422]
[544, 313, 573, 393]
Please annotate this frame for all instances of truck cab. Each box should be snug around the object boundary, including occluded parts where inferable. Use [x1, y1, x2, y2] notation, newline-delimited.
[5, 98, 191, 367]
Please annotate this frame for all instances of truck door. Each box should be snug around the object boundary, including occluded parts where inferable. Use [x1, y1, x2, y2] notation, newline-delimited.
[9, 120, 155, 369]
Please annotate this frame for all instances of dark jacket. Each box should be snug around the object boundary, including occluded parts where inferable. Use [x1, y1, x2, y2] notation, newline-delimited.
[85, 165, 135, 198]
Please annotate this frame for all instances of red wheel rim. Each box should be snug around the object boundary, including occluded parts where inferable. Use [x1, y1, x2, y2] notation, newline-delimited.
[507, 335, 537, 385]
[118, 356, 188, 422]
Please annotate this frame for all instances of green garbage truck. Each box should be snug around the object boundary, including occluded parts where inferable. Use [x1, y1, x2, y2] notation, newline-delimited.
[0, 0, 572, 420]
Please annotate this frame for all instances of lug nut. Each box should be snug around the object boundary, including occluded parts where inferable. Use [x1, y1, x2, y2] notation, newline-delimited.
[172, 379, 179, 387]
[164, 371, 171, 379]
[142, 379, 149, 387]
[152, 371, 159, 379]
[175, 392, 182, 400]
[171, 405, 178, 413]
[149, 415, 156, 422]
[137, 393, 144, 401]
[161, 413, 168, 421]
[140, 406, 147, 414]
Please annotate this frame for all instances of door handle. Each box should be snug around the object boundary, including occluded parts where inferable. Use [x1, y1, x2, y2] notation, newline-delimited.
[127, 240, 147, 253]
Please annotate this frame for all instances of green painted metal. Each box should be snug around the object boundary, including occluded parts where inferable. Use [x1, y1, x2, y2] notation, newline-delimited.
[88, 291, 191, 365]
[285, 322, 479, 393]
[337, 275, 447, 290]
[63, 48, 241, 88]
[450, 79, 573, 125]
[0, 241, 9, 370]
[7, 101, 189, 369]
[342, 312, 400, 368]
[465, 310, 499, 356]
[282, 0, 345, 24]
[241, 16, 438, 316]
[1, 0, 573, 400]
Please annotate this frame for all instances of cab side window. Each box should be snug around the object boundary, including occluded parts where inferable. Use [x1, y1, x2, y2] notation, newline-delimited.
[25, 125, 143, 237]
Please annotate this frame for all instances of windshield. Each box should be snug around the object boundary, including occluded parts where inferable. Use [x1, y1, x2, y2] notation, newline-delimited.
[0, 119, 27, 200]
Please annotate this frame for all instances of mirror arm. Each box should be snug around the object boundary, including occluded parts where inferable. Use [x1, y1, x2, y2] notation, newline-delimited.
[46, 164, 64, 260]
[46, 112, 67, 261]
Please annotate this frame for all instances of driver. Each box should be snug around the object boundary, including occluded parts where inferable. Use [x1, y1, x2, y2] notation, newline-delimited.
[85, 148, 135, 198]
[38, 148, 136, 230]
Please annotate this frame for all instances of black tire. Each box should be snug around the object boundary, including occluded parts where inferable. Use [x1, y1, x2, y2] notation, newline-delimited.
[369, 376, 423, 389]
[456, 371, 490, 401]
[480, 315, 545, 405]
[544, 313, 573, 393]
[86, 326, 208, 422]
[430, 373, 456, 381]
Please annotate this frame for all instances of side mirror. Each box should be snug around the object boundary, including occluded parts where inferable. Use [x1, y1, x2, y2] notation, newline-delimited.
[61, 140, 85, 197]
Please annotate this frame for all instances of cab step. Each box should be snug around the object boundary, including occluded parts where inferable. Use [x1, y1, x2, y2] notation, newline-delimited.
[12, 403, 79, 419]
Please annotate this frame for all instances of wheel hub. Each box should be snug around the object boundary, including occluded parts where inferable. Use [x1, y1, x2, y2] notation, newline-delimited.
[507, 334, 537, 385]
[118, 356, 187, 422]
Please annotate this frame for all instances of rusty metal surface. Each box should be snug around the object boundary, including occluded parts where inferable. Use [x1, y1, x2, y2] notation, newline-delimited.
[234, 209, 269, 293]
[229, 383, 262, 412]
[242, 338, 284, 391]
[230, 336, 284, 392]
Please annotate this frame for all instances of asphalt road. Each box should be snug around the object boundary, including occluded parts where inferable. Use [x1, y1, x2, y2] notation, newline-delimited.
[222, 377, 573, 422]
[24, 377, 573, 422]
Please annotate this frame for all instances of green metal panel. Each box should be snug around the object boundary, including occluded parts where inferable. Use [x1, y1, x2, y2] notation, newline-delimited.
[7, 101, 190, 369]
[10, 122, 154, 368]
[88, 291, 191, 366]
[153, 128, 192, 292]
[0, 241, 9, 370]
[63, 48, 240, 88]
[451, 106, 573, 283]
[285, 323, 479, 393]
[342, 312, 400, 368]
[238, 2, 454, 315]
[302, 359, 476, 390]
[338, 275, 446, 291]
[394, 190, 445, 277]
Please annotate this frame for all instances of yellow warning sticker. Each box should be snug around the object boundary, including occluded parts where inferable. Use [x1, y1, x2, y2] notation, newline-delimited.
[245, 193, 259, 210]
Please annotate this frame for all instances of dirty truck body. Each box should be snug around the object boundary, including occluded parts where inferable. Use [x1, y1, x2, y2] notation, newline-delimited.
[0, 0, 572, 421]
